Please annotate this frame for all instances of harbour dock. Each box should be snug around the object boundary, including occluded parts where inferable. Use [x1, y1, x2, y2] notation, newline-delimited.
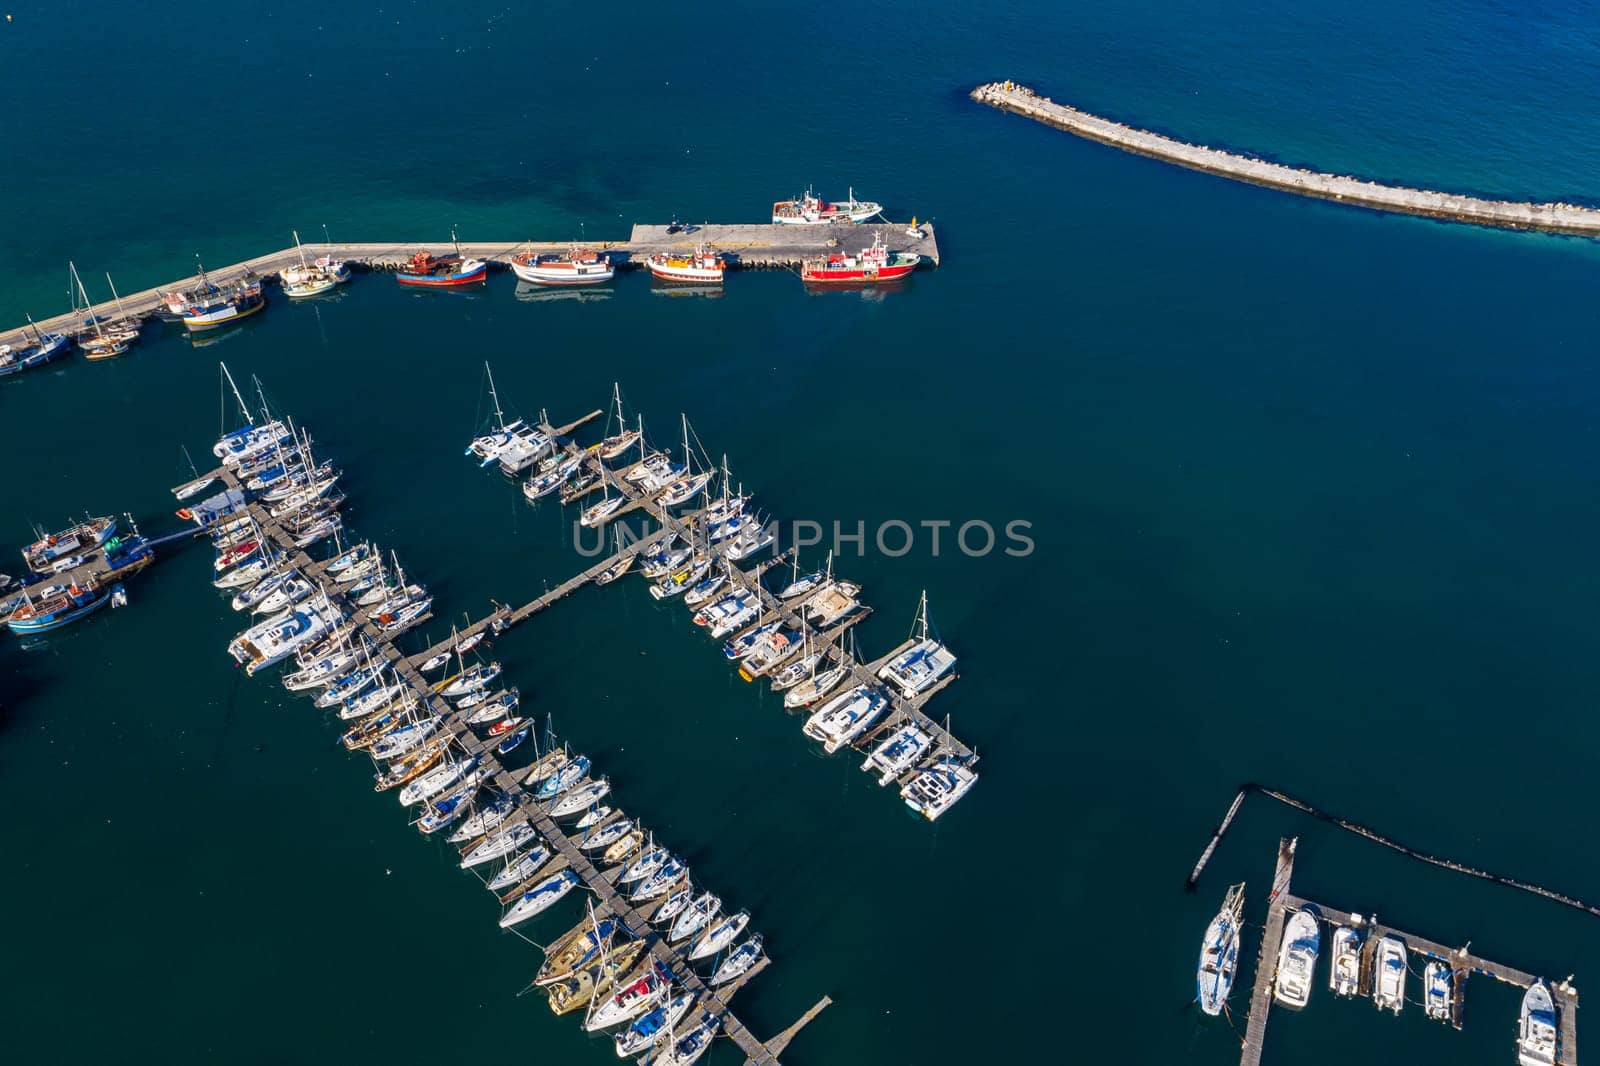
[196, 443, 829, 1063]
[1241, 837, 1579, 1066]
[972, 80, 1600, 237]
[0, 221, 939, 351]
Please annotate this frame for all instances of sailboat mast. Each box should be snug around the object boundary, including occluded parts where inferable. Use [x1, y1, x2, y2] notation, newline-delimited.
[70, 262, 107, 342]
[220, 362, 254, 425]
[105, 272, 130, 320]
[293, 229, 308, 269]
[484, 362, 506, 430]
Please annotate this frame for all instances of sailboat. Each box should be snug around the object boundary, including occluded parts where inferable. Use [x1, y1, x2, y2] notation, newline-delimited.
[861, 719, 933, 785]
[0, 316, 71, 377]
[802, 684, 888, 753]
[877, 590, 957, 697]
[279, 230, 347, 297]
[101, 272, 144, 344]
[69, 262, 129, 359]
[709, 935, 765, 987]
[783, 628, 850, 709]
[465, 363, 526, 463]
[596, 383, 641, 460]
[1196, 882, 1245, 1016]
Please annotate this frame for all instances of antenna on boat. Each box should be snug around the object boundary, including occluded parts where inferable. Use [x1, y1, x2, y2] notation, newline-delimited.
[451, 226, 462, 257]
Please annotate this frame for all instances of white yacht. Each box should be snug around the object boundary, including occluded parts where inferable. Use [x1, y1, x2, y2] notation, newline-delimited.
[1372, 935, 1406, 1014]
[861, 722, 933, 785]
[669, 892, 721, 944]
[483, 843, 552, 890]
[1328, 924, 1362, 997]
[580, 495, 626, 528]
[614, 989, 696, 1058]
[799, 580, 862, 627]
[578, 818, 635, 852]
[497, 425, 554, 476]
[585, 960, 672, 1031]
[877, 591, 956, 696]
[1196, 883, 1245, 1016]
[1272, 909, 1320, 1009]
[618, 847, 669, 884]
[1520, 981, 1559, 1066]
[696, 594, 759, 637]
[802, 685, 888, 753]
[227, 598, 342, 675]
[783, 663, 848, 709]
[550, 778, 612, 819]
[689, 910, 750, 961]
[900, 754, 978, 820]
[398, 757, 478, 807]
[655, 1013, 721, 1066]
[1423, 961, 1451, 1021]
[498, 869, 580, 928]
[709, 935, 765, 987]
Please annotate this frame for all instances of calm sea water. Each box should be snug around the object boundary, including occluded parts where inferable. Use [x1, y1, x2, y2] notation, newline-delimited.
[4, 3, 1600, 1063]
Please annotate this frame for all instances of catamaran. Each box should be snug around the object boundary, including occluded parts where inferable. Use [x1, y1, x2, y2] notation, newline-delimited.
[862, 721, 933, 785]
[877, 591, 957, 696]
[1272, 909, 1321, 1009]
[1197, 882, 1245, 1016]
[497, 423, 554, 476]
[803, 684, 887, 753]
[228, 596, 342, 675]
[1372, 935, 1406, 1015]
[1329, 924, 1362, 996]
[1520, 981, 1559, 1066]
[900, 754, 979, 821]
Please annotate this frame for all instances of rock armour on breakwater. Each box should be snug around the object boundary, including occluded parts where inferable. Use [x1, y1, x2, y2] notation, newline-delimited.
[972, 81, 1600, 237]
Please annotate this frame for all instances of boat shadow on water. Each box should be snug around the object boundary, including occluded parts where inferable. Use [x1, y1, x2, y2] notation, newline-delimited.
[513, 282, 612, 305]
[182, 315, 268, 349]
[802, 278, 910, 301]
[649, 281, 724, 300]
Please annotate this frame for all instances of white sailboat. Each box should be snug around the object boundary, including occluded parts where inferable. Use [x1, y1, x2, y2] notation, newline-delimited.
[1196, 882, 1245, 1016]
[877, 590, 957, 697]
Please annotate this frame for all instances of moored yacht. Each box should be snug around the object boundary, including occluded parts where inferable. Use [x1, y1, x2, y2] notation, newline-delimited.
[862, 722, 933, 785]
[228, 598, 342, 675]
[499, 869, 581, 928]
[1272, 909, 1320, 1009]
[614, 989, 696, 1058]
[802, 684, 887, 753]
[1196, 883, 1245, 1016]
[900, 754, 978, 821]
[1372, 935, 1406, 1015]
[1329, 924, 1363, 997]
[689, 910, 750, 961]
[877, 591, 956, 696]
[709, 935, 765, 987]
[1423, 961, 1451, 1022]
[653, 1012, 721, 1066]
[584, 959, 673, 1032]
[1520, 981, 1558, 1066]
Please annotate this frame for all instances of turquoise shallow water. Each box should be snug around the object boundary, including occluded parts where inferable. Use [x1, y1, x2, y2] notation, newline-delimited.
[5, 3, 1600, 1064]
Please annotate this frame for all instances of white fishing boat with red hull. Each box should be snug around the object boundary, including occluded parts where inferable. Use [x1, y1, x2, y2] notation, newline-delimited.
[800, 233, 919, 284]
[772, 186, 881, 224]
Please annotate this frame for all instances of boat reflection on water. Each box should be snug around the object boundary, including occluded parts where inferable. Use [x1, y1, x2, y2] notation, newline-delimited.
[650, 280, 723, 300]
[802, 278, 909, 301]
[184, 315, 266, 348]
[514, 282, 612, 304]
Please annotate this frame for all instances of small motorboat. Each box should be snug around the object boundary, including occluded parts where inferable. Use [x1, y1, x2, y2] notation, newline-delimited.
[1520, 981, 1559, 1066]
[1424, 961, 1452, 1022]
[1272, 909, 1321, 1009]
[1372, 935, 1406, 1015]
[1329, 924, 1363, 996]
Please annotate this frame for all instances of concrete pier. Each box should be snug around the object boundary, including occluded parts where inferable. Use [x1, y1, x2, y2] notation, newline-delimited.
[973, 81, 1600, 237]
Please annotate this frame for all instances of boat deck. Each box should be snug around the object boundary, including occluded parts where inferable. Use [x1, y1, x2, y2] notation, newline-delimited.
[1240, 837, 1579, 1066]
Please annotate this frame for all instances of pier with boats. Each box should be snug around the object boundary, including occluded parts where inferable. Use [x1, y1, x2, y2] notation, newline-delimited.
[1201, 837, 1579, 1066]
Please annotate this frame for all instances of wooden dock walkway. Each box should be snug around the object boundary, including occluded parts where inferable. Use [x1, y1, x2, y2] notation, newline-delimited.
[1239, 836, 1580, 1066]
[2, 221, 939, 350]
[973, 80, 1600, 238]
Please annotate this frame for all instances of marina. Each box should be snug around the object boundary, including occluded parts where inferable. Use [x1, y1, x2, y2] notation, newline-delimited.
[171, 391, 836, 1065]
[1233, 839, 1580, 1066]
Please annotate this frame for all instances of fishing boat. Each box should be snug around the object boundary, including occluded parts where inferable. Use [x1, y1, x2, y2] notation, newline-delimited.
[772, 186, 882, 225]
[1423, 961, 1452, 1021]
[499, 869, 581, 928]
[22, 516, 117, 573]
[669, 893, 721, 944]
[614, 990, 696, 1058]
[461, 817, 542, 867]
[877, 591, 957, 696]
[803, 684, 887, 753]
[1520, 981, 1559, 1066]
[395, 242, 487, 287]
[585, 960, 673, 1031]
[800, 233, 920, 284]
[655, 1013, 721, 1066]
[862, 722, 933, 785]
[538, 914, 623, 987]
[1196, 883, 1245, 1016]
[228, 598, 342, 675]
[511, 244, 614, 285]
[689, 910, 750, 962]
[647, 243, 725, 283]
[548, 939, 648, 1016]
[6, 582, 118, 634]
[551, 778, 612, 819]
[1372, 935, 1406, 1015]
[709, 936, 764, 987]
[1272, 909, 1320, 1009]
[579, 818, 634, 853]
[0, 324, 71, 377]
[1329, 924, 1362, 996]
[182, 277, 266, 331]
[900, 754, 979, 821]
[482, 843, 552, 888]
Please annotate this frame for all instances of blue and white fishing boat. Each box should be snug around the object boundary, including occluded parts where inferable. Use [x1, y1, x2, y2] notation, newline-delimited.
[182, 278, 266, 332]
[498, 869, 581, 928]
[1197, 883, 1245, 1016]
[5, 582, 118, 634]
[0, 325, 70, 378]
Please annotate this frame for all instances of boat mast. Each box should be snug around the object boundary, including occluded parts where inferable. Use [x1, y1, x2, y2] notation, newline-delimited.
[292, 229, 308, 270]
[70, 262, 108, 344]
[219, 362, 254, 426]
[484, 362, 506, 432]
[105, 272, 132, 322]
[913, 589, 929, 642]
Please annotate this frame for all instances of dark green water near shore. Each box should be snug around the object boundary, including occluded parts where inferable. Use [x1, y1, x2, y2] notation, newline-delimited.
[6, 3, 1600, 1064]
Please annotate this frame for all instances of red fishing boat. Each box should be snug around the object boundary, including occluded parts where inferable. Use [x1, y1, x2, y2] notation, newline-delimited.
[396, 250, 488, 287]
[799, 233, 920, 284]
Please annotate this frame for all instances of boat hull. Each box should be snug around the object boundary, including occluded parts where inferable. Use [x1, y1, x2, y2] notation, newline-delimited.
[396, 265, 487, 287]
[800, 259, 919, 284]
[184, 295, 266, 331]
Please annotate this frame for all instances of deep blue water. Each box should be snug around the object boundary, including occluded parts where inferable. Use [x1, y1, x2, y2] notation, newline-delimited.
[4, 3, 1600, 1064]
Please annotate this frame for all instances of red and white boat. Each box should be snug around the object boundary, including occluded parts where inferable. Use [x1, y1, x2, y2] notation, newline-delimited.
[647, 243, 726, 283]
[772, 186, 882, 225]
[396, 251, 487, 288]
[799, 234, 920, 284]
[510, 245, 614, 286]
